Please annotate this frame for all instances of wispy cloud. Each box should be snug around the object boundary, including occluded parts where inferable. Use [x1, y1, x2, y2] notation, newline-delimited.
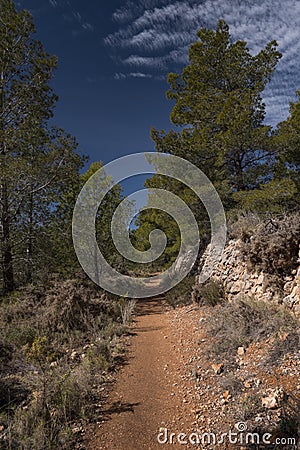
[114, 72, 154, 80]
[81, 23, 94, 32]
[105, 0, 300, 124]
[47, 1, 95, 35]
[48, 0, 58, 8]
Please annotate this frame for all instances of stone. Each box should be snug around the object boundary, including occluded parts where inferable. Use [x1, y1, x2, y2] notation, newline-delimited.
[237, 346, 245, 356]
[222, 390, 231, 403]
[262, 388, 284, 409]
[257, 273, 265, 285]
[211, 363, 224, 375]
[283, 295, 297, 308]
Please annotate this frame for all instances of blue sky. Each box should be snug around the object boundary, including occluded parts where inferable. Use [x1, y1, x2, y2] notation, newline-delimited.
[18, 0, 300, 171]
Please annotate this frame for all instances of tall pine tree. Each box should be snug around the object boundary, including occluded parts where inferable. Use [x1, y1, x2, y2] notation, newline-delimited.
[0, 1, 83, 292]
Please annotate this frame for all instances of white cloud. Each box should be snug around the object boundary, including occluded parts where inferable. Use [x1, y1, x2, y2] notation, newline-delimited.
[123, 55, 168, 69]
[82, 23, 94, 31]
[114, 72, 154, 80]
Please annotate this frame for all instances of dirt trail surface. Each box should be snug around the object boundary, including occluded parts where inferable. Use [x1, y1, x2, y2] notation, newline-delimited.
[87, 298, 199, 450]
[85, 297, 300, 450]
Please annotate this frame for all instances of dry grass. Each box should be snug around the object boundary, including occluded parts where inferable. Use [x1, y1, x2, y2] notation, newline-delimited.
[207, 296, 300, 358]
[0, 276, 127, 449]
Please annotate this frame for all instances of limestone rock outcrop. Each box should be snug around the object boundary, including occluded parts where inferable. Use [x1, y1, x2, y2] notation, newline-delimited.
[194, 240, 300, 318]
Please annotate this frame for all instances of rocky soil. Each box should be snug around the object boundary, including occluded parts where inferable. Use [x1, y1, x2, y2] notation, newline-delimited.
[84, 299, 300, 449]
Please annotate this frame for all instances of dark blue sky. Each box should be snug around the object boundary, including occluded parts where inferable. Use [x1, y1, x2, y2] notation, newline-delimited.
[18, 0, 172, 167]
[18, 0, 300, 169]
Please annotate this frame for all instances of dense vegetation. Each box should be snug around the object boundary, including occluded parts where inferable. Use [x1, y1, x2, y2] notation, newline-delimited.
[137, 20, 299, 267]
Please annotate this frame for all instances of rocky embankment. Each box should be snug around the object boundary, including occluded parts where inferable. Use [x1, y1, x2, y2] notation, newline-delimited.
[194, 239, 300, 317]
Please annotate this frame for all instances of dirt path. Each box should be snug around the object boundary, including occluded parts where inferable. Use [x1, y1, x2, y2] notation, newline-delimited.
[87, 298, 197, 450]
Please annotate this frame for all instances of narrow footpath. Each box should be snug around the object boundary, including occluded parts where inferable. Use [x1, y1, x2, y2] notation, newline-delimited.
[87, 297, 198, 450]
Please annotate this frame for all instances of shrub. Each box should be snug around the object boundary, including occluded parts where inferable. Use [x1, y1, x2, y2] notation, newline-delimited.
[0, 277, 127, 449]
[194, 279, 225, 307]
[235, 393, 263, 421]
[165, 275, 194, 308]
[236, 212, 300, 278]
[208, 297, 300, 357]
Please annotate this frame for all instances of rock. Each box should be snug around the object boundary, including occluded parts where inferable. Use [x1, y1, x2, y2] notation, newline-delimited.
[294, 305, 300, 317]
[211, 363, 224, 375]
[222, 390, 231, 403]
[284, 281, 293, 292]
[195, 238, 300, 321]
[283, 295, 297, 308]
[262, 388, 284, 409]
[257, 273, 265, 285]
[279, 332, 289, 341]
[237, 346, 245, 356]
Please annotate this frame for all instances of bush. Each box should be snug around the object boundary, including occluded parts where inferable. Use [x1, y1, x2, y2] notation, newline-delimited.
[193, 279, 225, 307]
[235, 393, 263, 421]
[165, 275, 194, 308]
[0, 277, 126, 449]
[234, 212, 300, 278]
[208, 297, 300, 357]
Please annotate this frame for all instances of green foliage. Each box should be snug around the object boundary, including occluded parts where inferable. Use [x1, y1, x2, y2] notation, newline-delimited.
[193, 279, 225, 307]
[151, 20, 281, 198]
[164, 275, 195, 308]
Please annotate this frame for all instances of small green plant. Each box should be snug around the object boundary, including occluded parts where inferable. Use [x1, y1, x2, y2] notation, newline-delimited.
[195, 279, 225, 307]
[0, 278, 128, 449]
[165, 275, 194, 308]
[236, 393, 263, 421]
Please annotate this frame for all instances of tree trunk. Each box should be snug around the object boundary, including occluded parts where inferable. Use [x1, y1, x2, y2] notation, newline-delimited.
[25, 191, 33, 284]
[0, 84, 14, 293]
[1, 182, 14, 293]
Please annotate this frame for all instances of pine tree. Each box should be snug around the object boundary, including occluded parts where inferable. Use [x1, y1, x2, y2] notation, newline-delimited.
[151, 20, 281, 202]
[0, 1, 83, 292]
